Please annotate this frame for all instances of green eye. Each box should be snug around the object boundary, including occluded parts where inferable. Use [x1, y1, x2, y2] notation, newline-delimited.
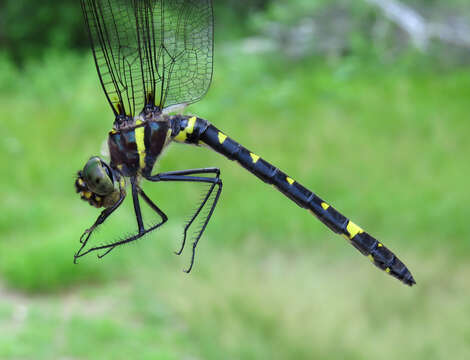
[83, 157, 114, 195]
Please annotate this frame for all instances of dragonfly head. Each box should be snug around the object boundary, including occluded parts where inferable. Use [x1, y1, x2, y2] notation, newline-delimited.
[75, 157, 121, 208]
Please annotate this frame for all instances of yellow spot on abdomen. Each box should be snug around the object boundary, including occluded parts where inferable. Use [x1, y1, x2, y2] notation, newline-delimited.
[385, 267, 391, 273]
[135, 124, 146, 170]
[218, 132, 227, 144]
[346, 221, 364, 239]
[174, 116, 197, 142]
[286, 177, 294, 185]
[321, 202, 329, 210]
[378, 243, 383, 247]
[250, 153, 260, 163]
[187, 117, 196, 134]
[174, 131, 186, 142]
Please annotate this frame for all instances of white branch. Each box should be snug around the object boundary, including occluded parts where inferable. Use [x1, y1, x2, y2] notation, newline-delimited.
[365, 0, 429, 50]
[366, 0, 470, 50]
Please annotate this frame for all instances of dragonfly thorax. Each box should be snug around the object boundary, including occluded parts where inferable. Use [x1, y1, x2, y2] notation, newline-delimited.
[108, 116, 171, 178]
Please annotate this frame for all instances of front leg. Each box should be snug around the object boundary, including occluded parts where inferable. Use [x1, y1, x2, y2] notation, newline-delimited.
[74, 190, 125, 263]
[74, 177, 168, 260]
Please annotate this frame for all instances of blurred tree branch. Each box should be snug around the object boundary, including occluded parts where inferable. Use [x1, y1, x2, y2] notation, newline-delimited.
[366, 0, 470, 50]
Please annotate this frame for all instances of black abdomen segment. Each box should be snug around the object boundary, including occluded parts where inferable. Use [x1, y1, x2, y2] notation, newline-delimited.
[171, 116, 416, 286]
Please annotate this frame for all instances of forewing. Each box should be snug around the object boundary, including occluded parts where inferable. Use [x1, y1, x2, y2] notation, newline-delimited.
[155, 0, 214, 109]
[81, 0, 213, 117]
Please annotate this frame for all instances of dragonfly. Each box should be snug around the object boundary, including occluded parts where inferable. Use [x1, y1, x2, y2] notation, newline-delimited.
[75, 0, 415, 286]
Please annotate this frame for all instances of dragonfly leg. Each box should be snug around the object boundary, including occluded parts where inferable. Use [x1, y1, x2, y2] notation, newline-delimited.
[74, 189, 125, 263]
[74, 177, 168, 260]
[146, 168, 223, 273]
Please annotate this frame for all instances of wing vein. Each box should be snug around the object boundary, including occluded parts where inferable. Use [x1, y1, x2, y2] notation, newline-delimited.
[81, 0, 214, 118]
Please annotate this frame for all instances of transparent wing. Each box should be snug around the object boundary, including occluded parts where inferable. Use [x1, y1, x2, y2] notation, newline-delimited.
[81, 0, 214, 118]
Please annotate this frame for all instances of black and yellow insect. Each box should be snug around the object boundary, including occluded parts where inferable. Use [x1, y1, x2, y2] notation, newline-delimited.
[75, 0, 415, 286]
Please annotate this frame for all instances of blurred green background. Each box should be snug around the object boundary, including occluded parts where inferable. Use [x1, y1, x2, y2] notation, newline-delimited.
[1, 0, 470, 359]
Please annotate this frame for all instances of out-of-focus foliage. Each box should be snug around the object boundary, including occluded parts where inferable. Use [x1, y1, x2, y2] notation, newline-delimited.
[3, 0, 470, 66]
[247, 0, 470, 66]
[0, 0, 86, 63]
[0, 0, 271, 63]
[252, 0, 470, 25]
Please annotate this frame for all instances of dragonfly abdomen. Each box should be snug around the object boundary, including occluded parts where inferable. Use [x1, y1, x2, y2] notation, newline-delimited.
[171, 116, 415, 286]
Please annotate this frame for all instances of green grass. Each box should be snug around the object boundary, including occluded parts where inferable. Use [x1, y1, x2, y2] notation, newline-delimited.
[0, 50, 469, 358]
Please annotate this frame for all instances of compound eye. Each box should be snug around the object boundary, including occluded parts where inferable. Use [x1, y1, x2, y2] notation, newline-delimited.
[83, 157, 114, 196]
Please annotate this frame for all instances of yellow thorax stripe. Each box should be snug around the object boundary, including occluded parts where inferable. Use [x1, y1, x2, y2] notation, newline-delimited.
[135, 120, 146, 169]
